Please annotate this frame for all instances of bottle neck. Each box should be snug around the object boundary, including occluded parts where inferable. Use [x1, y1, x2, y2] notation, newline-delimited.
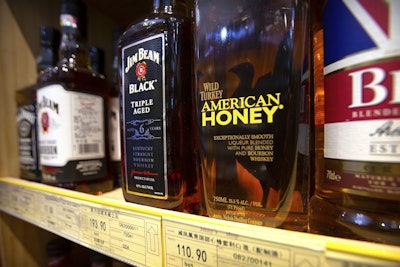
[37, 46, 58, 73]
[37, 26, 60, 74]
[153, 0, 187, 15]
[58, 14, 90, 70]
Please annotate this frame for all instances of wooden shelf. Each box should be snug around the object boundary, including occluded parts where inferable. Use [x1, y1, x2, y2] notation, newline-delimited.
[1, 177, 399, 267]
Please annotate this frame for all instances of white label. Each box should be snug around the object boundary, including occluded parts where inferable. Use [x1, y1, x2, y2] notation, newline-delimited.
[37, 84, 105, 166]
[109, 96, 121, 161]
[325, 119, 400, 162]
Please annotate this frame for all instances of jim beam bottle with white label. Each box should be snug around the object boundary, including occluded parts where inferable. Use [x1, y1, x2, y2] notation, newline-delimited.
[119, 0, 198, 211]
[309, 0, 400, 245]
[37, 0, 113, 194]
[194, 0, 310, 230]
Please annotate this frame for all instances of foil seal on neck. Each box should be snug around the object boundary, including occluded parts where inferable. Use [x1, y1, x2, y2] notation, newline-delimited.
[60, 14, 78, 28]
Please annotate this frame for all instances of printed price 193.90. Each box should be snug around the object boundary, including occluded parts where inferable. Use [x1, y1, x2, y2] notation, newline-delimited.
[90, 218, 107, 231]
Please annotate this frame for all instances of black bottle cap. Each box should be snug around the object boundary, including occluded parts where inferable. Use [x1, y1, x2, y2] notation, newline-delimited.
[45, 238, 72, 258]
[61, 0, 86, 18]
[153, 0, 187, 14]
[60, 0, 87, 38]
[153, 0, 177, 9]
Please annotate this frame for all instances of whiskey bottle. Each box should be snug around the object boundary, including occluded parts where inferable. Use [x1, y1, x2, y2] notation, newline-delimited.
[37, 26, 61, 75]
[89, 46, 105, 78]
[16, 26, 59, 181]
[89, 251, 112, 267]
[193, 0, 310, 230]
[309, 0, 400, 245]
[37, 0, 113, 194]
[46, 238, 72, 267]
[119, 0, 195, 210]
[108, 27, 123, 187]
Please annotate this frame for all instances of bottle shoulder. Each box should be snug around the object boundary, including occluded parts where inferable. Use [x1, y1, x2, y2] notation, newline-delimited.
[38, 66, 110, 95]
[120, 13, 190, 46]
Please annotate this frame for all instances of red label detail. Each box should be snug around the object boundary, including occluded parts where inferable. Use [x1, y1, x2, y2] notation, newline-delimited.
[136, 62, 147, 81]
[325, 59, 400, 123]
[359, 0, 389, 36]
[41, 112, 49, 132]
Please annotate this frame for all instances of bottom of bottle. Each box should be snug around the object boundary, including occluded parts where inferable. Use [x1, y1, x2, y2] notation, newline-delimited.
[42, 177, 114, 195]
[309, 195, 400, 246]
[122, 190, 185, 211]
[205, 198, 308, 232]
[20, 169, 41, 182]
[122, 186, 206, 214]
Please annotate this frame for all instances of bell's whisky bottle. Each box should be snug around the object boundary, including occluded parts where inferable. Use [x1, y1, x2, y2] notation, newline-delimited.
[194, 0, 310, 230]
[37, 0, 113, 194]
[310, 0, 400, 245]
[119, 0, 197, 210]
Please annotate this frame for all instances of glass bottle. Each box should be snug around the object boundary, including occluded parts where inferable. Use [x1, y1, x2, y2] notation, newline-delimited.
[193, 0, 310, 230]
[309, 0, 400, 245]
[46, 238, 72, 267]
[119, 0, 196, 210]
[16, 26, 60, 181]
[37, 0, 113, 195]
[89, 46, 105, 78]
[89, 251, 112, 267]
[109, 27, 124, 188]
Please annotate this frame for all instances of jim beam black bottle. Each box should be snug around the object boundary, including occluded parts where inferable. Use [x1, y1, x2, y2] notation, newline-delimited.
[194, 0, 309, 230]
[37, 0, 113, 194]
[119, 0, 197, 210]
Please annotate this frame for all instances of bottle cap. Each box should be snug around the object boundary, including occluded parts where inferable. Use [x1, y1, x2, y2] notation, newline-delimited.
[60, 0, 87, 37]
[61, 0, 86, 18]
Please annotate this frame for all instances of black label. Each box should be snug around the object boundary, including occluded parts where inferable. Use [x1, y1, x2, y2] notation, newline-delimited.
[122, 34, 167, 199]
[17, 104, 39, 171]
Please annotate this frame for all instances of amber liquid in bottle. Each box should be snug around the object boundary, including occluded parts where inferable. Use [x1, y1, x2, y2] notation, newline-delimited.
[119, 0, 197, 210]
[194, 0, 310, 230]
[37, 0, 113, 194]
[309, 0, 400, 245]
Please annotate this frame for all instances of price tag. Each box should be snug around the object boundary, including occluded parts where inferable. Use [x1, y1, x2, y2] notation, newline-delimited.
[164, 224, 218, 267]
[0, 183, 13, 213]
[163, 216, 325, 267]
[37, 193, 63, 230]
[1, 185, 38, 223]
[80, 203, 163, 267]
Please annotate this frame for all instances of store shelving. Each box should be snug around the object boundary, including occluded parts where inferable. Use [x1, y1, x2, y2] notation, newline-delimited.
[1, 0, 400, 266]
[1, 177, 399, 267]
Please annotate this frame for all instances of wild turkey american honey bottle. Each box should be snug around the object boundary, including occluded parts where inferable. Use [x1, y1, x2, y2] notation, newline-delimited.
[194, 0, 310, 230]
[119, 0, 197, 211]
